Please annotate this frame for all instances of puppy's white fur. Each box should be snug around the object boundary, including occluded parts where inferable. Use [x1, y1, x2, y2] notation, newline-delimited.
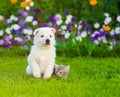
[26, 27, 56, 79]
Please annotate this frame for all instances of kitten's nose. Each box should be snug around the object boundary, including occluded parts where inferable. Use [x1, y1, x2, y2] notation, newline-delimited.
[46, 39, 50, 44]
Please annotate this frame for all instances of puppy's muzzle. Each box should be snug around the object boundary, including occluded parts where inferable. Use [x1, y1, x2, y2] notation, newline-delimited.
[45, 39, 50, 45]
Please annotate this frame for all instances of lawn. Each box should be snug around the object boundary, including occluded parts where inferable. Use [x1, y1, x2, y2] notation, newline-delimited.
[0, 47, 120, 97]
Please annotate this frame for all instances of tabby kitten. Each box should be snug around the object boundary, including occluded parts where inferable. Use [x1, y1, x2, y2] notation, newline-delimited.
[53, 64, 70, 78]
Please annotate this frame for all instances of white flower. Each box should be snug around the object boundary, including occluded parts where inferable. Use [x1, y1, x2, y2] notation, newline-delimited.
[30, 2, 34, 7]
[80, 31, 87, 38]
[110, 29, 115, 35]
[101, 36, 107, 43]
[67, 15, 73, 20]
[64, 32, 70, 39]
[109, 45, 113, 50]
[116, 15, 120, 22]
[56, 20, 62, 25]
[0, 30, 4, 36]
[65, 19, 71, 24]
[6, 27, 11, 34]
[74, 24, 77, 28]
[104, 12, 109, 17]
[94, 23, 100, 29]
[0, 15, 4, 19]
[9, 34, 13, 39]
[78, 25, 82, 30]
[104, 17, 112, 25]
[55, 14, 62, 20]
[23, 29, 33, 35]
[7, 19, 12, 24]
[61, 31, 66, 35]
[48, 22, 53, 26]
[76, 35, 82, 42]
[32, 20, 38, 26]
[94, 40, 99, 45]
[25, 6, 30, 11]
[10, 15, 18, 21]
[11, 24, 20, 30]
[61, 25, 66, 30]
[115, 27, 120, 34]
[25, 16, 33, 22]
[65, 15, 73, 24]
[14, 37, 23, 42]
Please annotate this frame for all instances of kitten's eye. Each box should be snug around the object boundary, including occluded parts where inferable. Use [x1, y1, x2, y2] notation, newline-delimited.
[59, 72, 62, 74]
[41, 35, 44, 37]
[50, 35, 52, 38]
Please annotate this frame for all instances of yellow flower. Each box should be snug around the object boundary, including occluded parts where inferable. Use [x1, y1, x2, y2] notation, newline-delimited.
[104, 26, 111, 32]
[0, 15, 4, 22]
[89, 0, 98, 6]
[10, 0, 17, 4]
[20, 2, 28, 7]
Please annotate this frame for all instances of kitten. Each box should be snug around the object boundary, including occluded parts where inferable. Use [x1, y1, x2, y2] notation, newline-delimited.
[53, 64, 70, 78]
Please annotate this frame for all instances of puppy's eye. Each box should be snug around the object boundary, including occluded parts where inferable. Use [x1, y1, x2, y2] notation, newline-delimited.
[41, 35, 44, 37]
[50, 35, 52, 38]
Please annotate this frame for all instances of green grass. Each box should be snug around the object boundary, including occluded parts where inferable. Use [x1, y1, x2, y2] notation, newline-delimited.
[0, 47, 120, 97]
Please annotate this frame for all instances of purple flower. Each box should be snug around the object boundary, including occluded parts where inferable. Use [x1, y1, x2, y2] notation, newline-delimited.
[4, 35, 11, 42]
[91, 34, 99, 41]
[64, 10, 69, 15]
[82, 22, 88, 28]
[19, 10, 28, 17]
[49, 16, 55, 23]
[37, 20, 42, 25]
[66, 24, 72, 31]
[87, 29, 92, 34]
[23, 45, 29, 49]
[99, 31, 106, 37]
[5, 43, 12, 48]
[18, 20, 24, 26]
[60, 36, 65, 41]
[30, 7, 35, 13]
[42, 24, 49, 27]
[115, 40, 120, 45]
[36, 9, 42, 14]
[71, 17, 76, 22]
[0, 39, 4, 46]
[12, 28, 22, 34]
[53, 25, 59, 30]
[110, 34, 115, 38]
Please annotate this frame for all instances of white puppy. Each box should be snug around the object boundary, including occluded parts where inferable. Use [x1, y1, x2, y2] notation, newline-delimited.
[26, 27, 56, 79]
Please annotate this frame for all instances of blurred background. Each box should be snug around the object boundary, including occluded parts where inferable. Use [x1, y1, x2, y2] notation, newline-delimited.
[0, 0, 120, 57]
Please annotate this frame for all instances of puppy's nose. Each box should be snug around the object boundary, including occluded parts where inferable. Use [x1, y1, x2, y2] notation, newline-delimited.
[46, 39, 50, 43]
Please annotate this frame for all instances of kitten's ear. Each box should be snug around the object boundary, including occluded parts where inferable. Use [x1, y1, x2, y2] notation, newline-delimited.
[66, 65, 70, 71]
[33, 28, 39, 36]
[54, 64, 59, 69]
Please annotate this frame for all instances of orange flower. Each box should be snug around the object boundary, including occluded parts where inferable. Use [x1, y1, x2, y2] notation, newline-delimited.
[10, 0, 17, 4]
[104, 26, 111, 31]
[27, 0, 32, 4]
[89, 0, 97, 6]
[20, 2, 28, 7]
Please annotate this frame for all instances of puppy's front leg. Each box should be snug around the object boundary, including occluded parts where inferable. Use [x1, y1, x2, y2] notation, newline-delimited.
[44, 64, 54, 79]
[30, 61, 41, 78]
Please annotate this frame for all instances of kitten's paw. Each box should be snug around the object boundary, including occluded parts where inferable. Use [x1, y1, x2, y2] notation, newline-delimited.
[33, 73, 41, 78]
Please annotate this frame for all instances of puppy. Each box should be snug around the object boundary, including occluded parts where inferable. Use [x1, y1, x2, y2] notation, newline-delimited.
[26, 27, 56, 79]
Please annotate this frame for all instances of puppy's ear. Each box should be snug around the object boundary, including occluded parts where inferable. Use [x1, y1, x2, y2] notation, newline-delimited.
[33, 29, 39, 36]
[50, 28, 56, 33]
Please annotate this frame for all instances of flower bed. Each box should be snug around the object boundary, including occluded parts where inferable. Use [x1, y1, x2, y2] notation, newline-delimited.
[0, 0, 120, 57]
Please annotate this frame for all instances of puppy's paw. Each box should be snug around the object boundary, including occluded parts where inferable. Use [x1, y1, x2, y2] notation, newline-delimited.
[43, 74, 51, 79]
[33, 73, 41, 78]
